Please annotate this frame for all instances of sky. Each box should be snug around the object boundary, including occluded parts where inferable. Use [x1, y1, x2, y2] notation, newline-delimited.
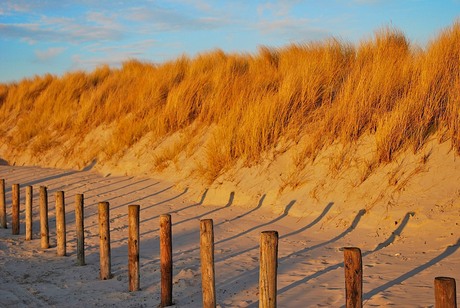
[1, 0, 459, 83]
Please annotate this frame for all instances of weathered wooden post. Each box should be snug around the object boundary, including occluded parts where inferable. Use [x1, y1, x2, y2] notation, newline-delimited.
[25, 186, 33, 240]
[11, 184, 20, 235]
[128, 204, 140, 291]
[39, 186, 49, 249]
[160, 214, 173, 307]
[0, 179, 6, 228]
[98, 201, 112, 280]
[75, 194, 85, 266]
[259, 230, 278, 308]
[200, 219, 216, 308]
[435, 277, 457, 308]
[344, 247, 363, 308]
[55, 191, 66, 256]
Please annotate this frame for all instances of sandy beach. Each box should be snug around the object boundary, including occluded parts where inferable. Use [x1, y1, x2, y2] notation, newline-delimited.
[0, 164, 458, 307]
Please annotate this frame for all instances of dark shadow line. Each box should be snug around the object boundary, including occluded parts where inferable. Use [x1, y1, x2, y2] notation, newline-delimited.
[79, 177, 135, 196]
[277, 261, 344, 297]
[172, 191, 235, 227]
[215, 194, 266, 227]
[279, 209, 366, 262]
[215, 200, 296, 248]
[108, 188, 190, 242]
[168, 189, 208, 215]
[22, 170, 79, 187]
[280, 202, 334, 240]
[84, 178, 153, 202]
[370, 212, 415, 252]
[81, 186, 179, 230]
[170, 198, 294, 260]
[277, 210, 411, 298]
[363, 237, 460, 301]
[214, 202, 340, 266]
[137, 187, 186, 212]
[220, 208, 367, 307]
[106, 182, 165, 210]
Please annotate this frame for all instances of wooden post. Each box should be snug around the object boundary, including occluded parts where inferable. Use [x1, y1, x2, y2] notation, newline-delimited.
[160, 214, 173, 307]
[435, 277, 457, 308]
[75, 194, 85, 266]
[128, 204, 140, 291]
[344, 247, 363, 308]
[200, 219, 216, 308]
[0, 179, 6, 228]
[259, 230, 278, 308]
[39, 186, 49, 249]
[25, 186, 33, 240]
[11, 184, 20, 235]
[98, 201, 112, 280]
[55, 191, 66, 256]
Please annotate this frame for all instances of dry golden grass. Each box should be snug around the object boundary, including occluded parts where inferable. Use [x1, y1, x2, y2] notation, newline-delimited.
[0, 22, 459, 184]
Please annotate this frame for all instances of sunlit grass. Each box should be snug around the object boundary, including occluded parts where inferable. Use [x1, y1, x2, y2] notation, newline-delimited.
[0, 22, 459, 184]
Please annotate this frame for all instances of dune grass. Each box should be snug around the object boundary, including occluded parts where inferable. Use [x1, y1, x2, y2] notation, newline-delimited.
[0, 22, 459, 184]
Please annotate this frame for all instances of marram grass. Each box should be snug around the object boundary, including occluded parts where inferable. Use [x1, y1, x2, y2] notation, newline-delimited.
[0, 22, 459, 183]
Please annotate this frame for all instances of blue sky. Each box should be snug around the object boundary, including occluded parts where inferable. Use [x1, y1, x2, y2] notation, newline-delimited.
[1, 0, 459, 83]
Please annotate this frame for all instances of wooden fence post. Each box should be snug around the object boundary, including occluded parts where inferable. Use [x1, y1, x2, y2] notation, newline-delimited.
[259, 230, 278, 308]
[160, 214, 173, 307]
[56, 191, 66, 256]
[0, 179, 6, 228]
[200, 219, 216, 308]
[39, 186, 49, 249]
[75, 194, 85, 266]
[435, 277, 457, 308]
[11, 184, 20, 235]
[25, 186, 33, 240]
[128, 204, 140, 291]
[344, 247, 363, 308]
[98, 201, 112, 280]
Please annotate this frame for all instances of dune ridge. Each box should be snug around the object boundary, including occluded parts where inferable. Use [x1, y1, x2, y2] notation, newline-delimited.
[0, 22, 459, 225]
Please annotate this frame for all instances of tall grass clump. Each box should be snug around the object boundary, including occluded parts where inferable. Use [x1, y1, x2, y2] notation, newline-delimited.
[0, 21, 459, 183]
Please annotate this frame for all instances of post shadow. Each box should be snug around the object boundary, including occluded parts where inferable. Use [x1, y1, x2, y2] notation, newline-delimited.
[22, 170, 80, 188]
[279, 209, 366, 262]
[82, 187, 187, 240]
[275, 211, 417, 300]
[172, 191, 234, 227]
[280, 202, 334, 239]
[215, 199, 296, 247]
[363, 237, 460, 301]
[108, 182, 168, 211]
[215, 194, 266, 227]
[213, 201, 333, 264]
[372, 212, 415, 252]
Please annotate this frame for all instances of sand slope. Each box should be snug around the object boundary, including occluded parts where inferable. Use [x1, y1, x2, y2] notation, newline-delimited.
[0, 164, 458, 307]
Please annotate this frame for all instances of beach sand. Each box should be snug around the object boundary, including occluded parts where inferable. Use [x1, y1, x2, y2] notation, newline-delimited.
[0, 164, 458, 307]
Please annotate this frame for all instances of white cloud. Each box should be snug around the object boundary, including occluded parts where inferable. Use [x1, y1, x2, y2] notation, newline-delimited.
[35, 47, 66, 61]
[0, 11, 124, 44]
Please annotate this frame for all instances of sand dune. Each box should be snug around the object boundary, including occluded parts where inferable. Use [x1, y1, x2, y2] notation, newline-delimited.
[0, 164, 458, 307]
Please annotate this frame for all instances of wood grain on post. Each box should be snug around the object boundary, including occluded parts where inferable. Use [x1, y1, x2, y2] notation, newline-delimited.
[435, 277, 457, 308]
[259, 230, 278, 308]
[55, 191, 66, 256]
[98, 201, 112, 280]
[344, 247, 363, 308]
[200, 219, 216, 308]
[128, 204, 140, 292]
[11, 184, 20, 235]
[25, 186, 33, 240]
[75, 194, 85, 266]
[39, 186, 49, 249]
[160, 214, 173, 307]
[0, 179, 6, 228]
